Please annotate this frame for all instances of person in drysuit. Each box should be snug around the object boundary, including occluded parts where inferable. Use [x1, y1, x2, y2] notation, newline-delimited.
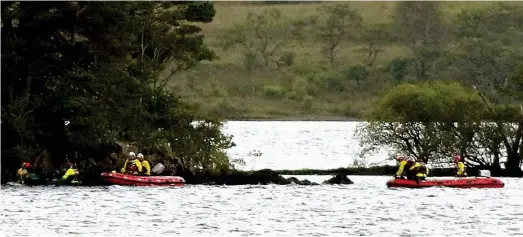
[17, 162, 32, 184]
[121, 152, 142, 175]
[137, 153, 150, 176]
[453, 155, 467, 177]
[61, 162, 80, 184]
[408, 159, 430, 182]
[394, 156, 416, 179]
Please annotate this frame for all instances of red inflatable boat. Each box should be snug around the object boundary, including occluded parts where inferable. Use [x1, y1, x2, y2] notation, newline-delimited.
[101, 172, 185, 186]
[386, 177, 505, 189]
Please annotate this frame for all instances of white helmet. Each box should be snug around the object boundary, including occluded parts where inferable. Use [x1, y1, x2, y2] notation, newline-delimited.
[137, 153, 144, 158]
[129, 152, 136, 157]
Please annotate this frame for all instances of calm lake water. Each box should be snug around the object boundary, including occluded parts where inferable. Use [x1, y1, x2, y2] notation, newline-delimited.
[2, 121, 522, 236]
[223, 121, 391, 170]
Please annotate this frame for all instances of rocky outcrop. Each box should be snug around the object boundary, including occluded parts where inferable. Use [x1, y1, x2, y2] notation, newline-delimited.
[285, 177, 318, 185]
[8, 168, 357, 186]
[322, 174, 354, 184]
[183, 169, 319, 185]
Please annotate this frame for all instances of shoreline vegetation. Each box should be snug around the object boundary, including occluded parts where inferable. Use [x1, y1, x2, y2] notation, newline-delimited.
[3, 165, 520, 187]
[2, 1, 522, 187]
[174, 1, 523, 120]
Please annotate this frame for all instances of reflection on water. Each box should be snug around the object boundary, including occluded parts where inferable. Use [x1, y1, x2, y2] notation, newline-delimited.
[2, 176, 522, 236]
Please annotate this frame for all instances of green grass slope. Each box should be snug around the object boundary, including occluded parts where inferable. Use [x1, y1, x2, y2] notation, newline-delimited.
[167, 1, 515, 120]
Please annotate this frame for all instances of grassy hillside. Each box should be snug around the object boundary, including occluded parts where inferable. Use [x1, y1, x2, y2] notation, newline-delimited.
[166, 1, 520, 120]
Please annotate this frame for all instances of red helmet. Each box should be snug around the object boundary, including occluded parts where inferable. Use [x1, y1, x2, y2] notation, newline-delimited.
[67, 162, 73, 167]
[454, 155, 461, 162]
[22, 162, 31, 169]
[395, 156, 405, 161]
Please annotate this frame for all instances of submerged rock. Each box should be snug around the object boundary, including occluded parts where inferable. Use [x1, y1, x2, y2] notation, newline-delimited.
[323, 174, 354, 185]
[286, 177, 318, 185]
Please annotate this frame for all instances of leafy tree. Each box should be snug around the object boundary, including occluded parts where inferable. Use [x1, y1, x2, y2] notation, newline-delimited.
[356, 82, 477, 161]
[356, 81, 523, 175]
[393, 1, 447, 81]
[315, 4, 362, 67]
[1, 1, 235, 177]
[343, 65, 368, 87]
[126, 2, 216, 87]
[355, 23, 394, 67]
[444, 3, 523, 96]
[389, 58, 410, 84]
[221, 9, 306, 68]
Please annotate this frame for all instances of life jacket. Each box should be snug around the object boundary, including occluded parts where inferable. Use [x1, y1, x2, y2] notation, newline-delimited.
[17, 168, 28, 177]
[62, 167, 80, 181]
[127, 159, 138, 172]
[404, 160, 416, 174]
[411, 162, 428, 174]
[455, 162, 466, 176]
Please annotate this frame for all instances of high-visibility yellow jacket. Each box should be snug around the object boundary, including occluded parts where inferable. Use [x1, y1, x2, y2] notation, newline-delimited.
[456, 162, 467, 176]
[409, 162, 429, 178]
[141, 160, 151, 176]
[121, 159, 142, 174]
[62, 168, 79, 180]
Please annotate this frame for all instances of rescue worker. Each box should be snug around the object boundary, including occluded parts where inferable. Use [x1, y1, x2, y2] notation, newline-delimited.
[394, 156, 416, 179]
[409, 159, 430, 183]
[121, 152, 142, 175]
[454, 155, 467, 177]
[17, 162, 31, 184]
[137, 153, 150, 176]
[62, 162, 80, 184]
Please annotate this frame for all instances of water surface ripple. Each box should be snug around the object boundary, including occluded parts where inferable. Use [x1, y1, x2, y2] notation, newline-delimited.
[2, 176, 522, 236]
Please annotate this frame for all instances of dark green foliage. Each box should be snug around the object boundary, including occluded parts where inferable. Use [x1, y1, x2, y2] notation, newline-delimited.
[354, 2, 523, 174]
[389, 58, 410, 84]
[393, 1, 447, 81]
[343, 65, 368, 86]
[220, 8, 307, 68]
[356, 81, 523, 175]
[315, 3, 363, 67]
[183, 2, 216, 23]
[1, 1, 235, 176]
[444, 3, 523, 96]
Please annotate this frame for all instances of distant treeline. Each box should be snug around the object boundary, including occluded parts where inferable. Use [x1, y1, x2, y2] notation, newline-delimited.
[275, 166, 520, 177]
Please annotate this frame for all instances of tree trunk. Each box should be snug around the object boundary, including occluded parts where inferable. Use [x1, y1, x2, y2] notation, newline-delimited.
[491, 153, 502, 176]
[505, 149, 522, 176]
[505, 123, 523, 176]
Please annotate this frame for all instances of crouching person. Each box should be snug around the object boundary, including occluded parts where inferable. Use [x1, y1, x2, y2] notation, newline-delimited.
[409, 160, 429, 183]
[137, 153, 150, 176]
[121, 152, 142, 175]
[62, 162, 80, 184]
